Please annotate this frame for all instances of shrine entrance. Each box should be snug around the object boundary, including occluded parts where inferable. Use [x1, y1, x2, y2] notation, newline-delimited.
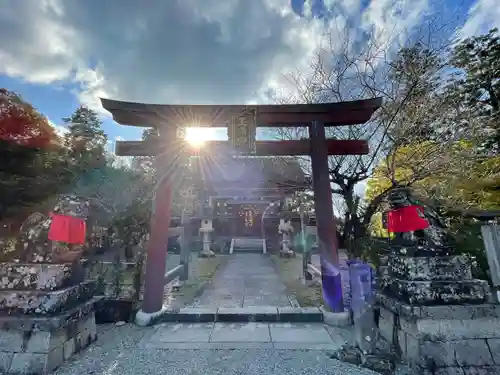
[238, 205, 262, 237]
[101, 97, 382, 319]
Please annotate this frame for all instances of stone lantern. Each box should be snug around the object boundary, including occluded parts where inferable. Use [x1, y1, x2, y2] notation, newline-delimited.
[199, 218, 215, 258]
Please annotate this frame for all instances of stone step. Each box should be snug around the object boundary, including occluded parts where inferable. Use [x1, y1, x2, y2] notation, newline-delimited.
[232, 247, 263, 253]
[154, 306, 324, 324]
[0, 280, 97, 316]
[231, 238, 265, 254]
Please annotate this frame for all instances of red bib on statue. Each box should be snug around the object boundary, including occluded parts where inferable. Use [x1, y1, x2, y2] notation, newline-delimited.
[48, 213, 86, 245]
[386, 205, 429, 233]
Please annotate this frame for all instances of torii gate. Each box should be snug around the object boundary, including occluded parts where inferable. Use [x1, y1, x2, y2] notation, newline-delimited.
[100, 97, 382, 319]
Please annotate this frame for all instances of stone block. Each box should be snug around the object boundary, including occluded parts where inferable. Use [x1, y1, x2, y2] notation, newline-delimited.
[461, 366, 500, 375]
[0, 280, 97, 315]
[384, 279, 490, 305]
[0, 297, 98, 332]
[378, 315, 394, 344]
[404, 332, 420, 359]
[393, 312, 500, 341]
[0, 352, 13, 372]
[321, 310, 350, 327]
[75, 313, 97, 351]
[63, 339, 75, 360]
[269, 323, 333, 343]
[211, 322, 270, 342]
[0, 330, 25, 352]
[0, 263, 74, 291]
[423, 367, 469, 375]
[278, 307, 324, 323]
[420, 341, 460, 367]
[453, 340, 494, 367]
[25, 329, 67, 353]
[77, 312, 97, 341]
[418, 304, 500, 320]
[486, 338, 500, 364]
[388, 255, 473, 281]
[216, 307, 279, 322]
[406, 337, 495, 369]
[9, 346, 63, 375]
[378, 294, 500, 320]
[157, 307, 218, 323]
[151, 323, 214, 343]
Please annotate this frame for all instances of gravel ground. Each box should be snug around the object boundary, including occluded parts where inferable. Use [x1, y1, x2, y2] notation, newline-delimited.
[52, 324, 382, 375]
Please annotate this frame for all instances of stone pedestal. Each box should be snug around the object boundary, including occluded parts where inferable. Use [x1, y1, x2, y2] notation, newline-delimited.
[0, 262, 98, 374]
[378, 252, 500, 375]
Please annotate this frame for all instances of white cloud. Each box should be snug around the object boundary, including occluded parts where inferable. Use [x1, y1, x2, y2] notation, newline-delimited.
[0, 0, 434, 114]
[460, 0, 500, 38]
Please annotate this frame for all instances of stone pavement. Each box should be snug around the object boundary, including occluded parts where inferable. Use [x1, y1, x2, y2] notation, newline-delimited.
[141, 322, 350, 350]
[189, 254, 293, 308]
[52, 323, 381, 375]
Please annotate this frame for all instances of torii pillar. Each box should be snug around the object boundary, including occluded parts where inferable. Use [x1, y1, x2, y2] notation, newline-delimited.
[138, 129, 177, 318]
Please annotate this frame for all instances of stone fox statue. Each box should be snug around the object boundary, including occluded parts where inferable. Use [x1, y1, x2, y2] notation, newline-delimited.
[383, 186, 454, 256]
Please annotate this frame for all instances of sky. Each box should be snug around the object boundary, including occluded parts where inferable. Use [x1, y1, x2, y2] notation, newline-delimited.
[0, 0, 498, 152]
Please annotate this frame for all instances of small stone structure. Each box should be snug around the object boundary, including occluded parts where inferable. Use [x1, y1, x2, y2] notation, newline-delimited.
[0, 195, 98, 374]
[377, 188, 500, 374]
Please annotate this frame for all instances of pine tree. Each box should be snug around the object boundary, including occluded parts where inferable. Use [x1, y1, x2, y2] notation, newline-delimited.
[449, 28, 500, 153]
[63, 106, 108, 170]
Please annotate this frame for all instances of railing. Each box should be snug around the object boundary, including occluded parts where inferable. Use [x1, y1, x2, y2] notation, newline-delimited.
[164, 226, 190, 286]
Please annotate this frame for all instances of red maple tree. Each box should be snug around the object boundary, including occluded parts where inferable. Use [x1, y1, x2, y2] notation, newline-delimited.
[0, 88, 59, 149]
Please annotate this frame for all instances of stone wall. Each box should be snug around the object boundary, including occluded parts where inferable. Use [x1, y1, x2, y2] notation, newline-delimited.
[378, 295, 500, 374]
[0, 299, 97, 374]
[0, 261, 98, 374]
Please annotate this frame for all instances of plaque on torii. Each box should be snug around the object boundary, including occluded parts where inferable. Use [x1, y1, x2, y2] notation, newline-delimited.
[228, 107, 257, 154]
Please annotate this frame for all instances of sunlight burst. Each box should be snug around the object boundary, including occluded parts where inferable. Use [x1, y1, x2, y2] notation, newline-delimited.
[184, 127, 214, 147]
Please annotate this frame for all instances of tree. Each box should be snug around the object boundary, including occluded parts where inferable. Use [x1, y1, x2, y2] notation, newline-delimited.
[0, 89, 59, 149]
[448, 28, 500, 153]
[0, 89, 71, 220]
[274, 28, 459, 256]
[63, 106, 107, 170]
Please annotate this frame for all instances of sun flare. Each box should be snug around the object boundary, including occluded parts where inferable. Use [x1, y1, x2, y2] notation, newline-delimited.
[184, 127, 213, 147]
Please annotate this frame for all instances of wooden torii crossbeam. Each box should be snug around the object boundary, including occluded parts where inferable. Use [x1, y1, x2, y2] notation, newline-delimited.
[114, 139, 369, 157]
[101, 97, 382, 323]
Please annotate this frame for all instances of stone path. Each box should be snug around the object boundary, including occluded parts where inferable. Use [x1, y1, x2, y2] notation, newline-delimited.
[190, 254, 292, 308]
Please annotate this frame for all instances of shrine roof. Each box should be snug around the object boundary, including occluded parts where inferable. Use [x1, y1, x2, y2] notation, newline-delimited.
[100, 97, 382, 128]
[191, 156, 307, 189]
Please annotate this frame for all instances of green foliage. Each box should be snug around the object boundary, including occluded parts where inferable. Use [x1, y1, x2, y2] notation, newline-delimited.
[448, 28, 500, 152]
[63, 106, 108, 170]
